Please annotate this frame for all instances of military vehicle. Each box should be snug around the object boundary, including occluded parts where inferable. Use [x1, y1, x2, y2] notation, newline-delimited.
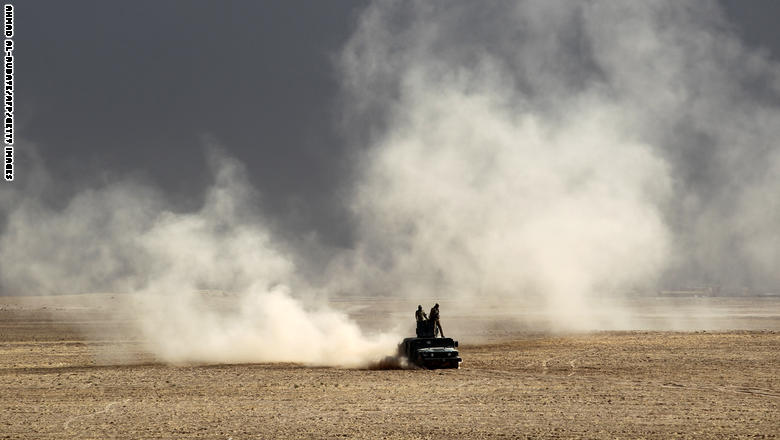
[398, 320, 461, 369]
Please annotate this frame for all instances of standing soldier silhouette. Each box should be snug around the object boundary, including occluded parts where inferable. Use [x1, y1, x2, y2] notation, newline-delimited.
[415, 305, 428, 322]
[414, 305, 430, 337]
[429, 303, 444, 338]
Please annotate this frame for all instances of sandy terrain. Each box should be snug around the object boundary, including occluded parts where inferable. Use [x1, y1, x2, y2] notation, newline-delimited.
[1, 295, 778, 439]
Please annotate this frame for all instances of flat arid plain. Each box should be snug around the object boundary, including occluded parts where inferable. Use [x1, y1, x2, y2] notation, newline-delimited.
[1, 295, 778, 439]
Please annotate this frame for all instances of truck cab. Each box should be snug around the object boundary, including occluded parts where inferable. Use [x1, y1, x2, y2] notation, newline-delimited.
[398, 320, 461, 369]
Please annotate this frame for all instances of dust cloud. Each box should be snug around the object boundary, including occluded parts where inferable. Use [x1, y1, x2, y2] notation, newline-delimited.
[0, 149, 398, 366]
[2, 1, 780, 364]
[332, 0, 780, 328]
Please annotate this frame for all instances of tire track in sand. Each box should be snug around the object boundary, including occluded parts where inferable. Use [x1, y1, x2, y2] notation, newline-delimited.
[661, 383, 780, 399]
[528, 348, 599, 376]
[63, 398, 131, 430]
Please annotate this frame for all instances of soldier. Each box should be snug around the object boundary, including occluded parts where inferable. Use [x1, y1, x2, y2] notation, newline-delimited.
[415, 305, 428, 322]
[429, 303, 444, 338]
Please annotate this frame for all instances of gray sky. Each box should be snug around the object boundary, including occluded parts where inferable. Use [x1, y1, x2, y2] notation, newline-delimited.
[14, 0, 780, 248]
[19, 0, 366, 244]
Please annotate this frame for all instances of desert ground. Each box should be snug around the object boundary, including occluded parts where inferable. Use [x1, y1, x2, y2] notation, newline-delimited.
[1, 295, 778, 439]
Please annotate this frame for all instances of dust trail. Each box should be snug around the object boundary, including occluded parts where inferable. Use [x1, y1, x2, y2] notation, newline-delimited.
[0, 149, 398, 366]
